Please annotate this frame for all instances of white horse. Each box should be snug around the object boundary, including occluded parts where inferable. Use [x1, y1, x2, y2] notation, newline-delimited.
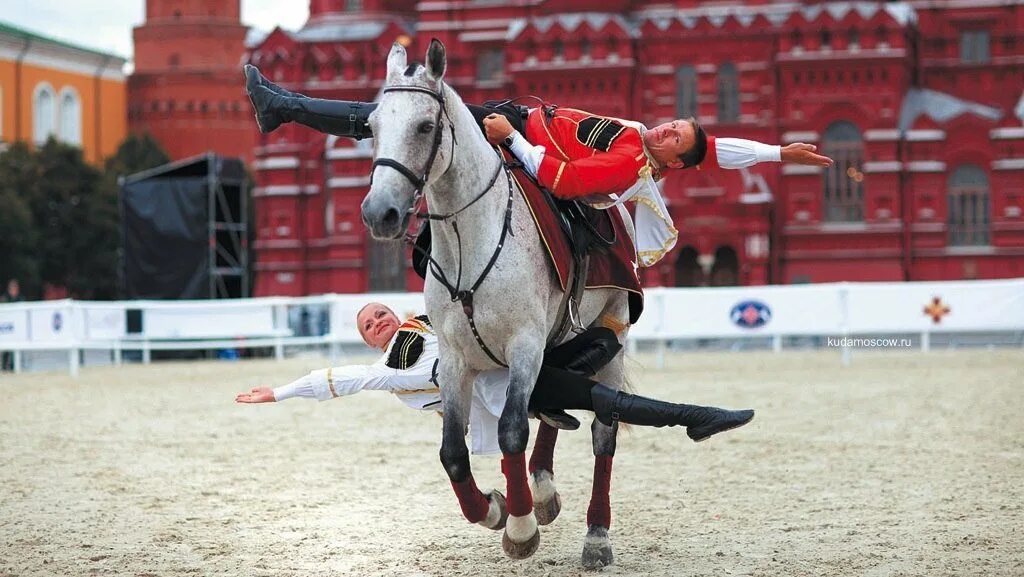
[360, 40, 632, 568]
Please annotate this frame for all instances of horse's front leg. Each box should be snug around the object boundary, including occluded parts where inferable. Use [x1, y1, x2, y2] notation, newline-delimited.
[529, 421, 561, 526]
[498, 336, 544, 559]
[438, 357, 507, 531]
[582, 351, 624, 569]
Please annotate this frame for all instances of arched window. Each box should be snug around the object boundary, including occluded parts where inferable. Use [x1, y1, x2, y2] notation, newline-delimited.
[710, 246, 739, 287]
[717, 62, 739, 123]
[821, 121, 864, 222]
[33, 83, 56, 145]
[947, 165, 990, 246]
[59, 88, 82, 146]
[675, 65, 697, 119]
[674, 246, 704, 287]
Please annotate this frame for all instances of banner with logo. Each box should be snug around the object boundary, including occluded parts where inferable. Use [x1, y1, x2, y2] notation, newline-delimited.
[846, 279, 1024, 333]
[0, 308, 29, 343]
[28, 302, 76, 342]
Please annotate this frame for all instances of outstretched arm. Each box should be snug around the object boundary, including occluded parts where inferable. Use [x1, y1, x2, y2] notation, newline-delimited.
[715, 137, 832, 169]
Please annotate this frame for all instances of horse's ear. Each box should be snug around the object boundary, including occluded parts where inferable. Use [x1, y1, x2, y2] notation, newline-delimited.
[386, 42, 408, 81]
[425, 38, 446, 81]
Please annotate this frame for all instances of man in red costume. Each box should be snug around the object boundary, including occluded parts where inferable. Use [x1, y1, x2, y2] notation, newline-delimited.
[244, 65, 831, 265]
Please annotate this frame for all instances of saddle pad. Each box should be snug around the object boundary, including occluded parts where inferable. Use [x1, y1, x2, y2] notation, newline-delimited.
[503, 149, 644, 323]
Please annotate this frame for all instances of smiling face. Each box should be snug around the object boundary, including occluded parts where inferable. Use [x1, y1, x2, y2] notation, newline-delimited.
[642, 118, 698, 169]
[356, 303, 401, 350]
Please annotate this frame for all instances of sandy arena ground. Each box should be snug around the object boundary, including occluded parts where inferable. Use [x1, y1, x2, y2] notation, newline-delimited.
[1, 349, 1022, 577]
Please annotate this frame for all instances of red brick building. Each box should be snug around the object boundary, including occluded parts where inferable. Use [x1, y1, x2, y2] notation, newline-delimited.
[246, 0, 1024, 296]
[129, 0, 254, 162]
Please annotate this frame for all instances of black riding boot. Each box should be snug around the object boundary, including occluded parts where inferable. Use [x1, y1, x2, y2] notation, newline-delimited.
[590, 384, 755, 443]
[243, 65, 376, 138]
[533, 328, 625, 430]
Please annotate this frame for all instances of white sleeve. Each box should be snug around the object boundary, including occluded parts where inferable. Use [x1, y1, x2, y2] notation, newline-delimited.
[283, 337, 439, 402]
[715, 137, 781, 169]
[272, 374, 319, 401]
[506, 130, 545, 178]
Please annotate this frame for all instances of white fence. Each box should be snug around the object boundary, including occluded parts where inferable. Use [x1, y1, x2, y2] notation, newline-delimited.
[1, 278, 1022, 375]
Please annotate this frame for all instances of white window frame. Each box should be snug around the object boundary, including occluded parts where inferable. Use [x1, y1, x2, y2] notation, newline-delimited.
[59, 86, 83, 146]
[33, 82, 57, 145]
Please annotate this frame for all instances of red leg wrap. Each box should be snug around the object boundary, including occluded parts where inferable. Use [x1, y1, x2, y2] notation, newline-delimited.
[586, 455, 613, 528]
[501, 452, 534, 517]
[451, 476, 490, 524]
[528, 422, 559, 475]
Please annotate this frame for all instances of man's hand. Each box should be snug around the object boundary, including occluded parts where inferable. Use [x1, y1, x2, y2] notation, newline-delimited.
[483, 114, 514, 146]
[781, 143, 833, 167]
[235, 387, 276, 403]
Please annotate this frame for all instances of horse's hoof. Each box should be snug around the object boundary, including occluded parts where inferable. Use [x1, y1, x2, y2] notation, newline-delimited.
[477, 490, 508, 531]
[534, 491, 561, 526]
[530, 470, 561, 526]
[502, 514, 540, 559]
[581, 525, 614, 570]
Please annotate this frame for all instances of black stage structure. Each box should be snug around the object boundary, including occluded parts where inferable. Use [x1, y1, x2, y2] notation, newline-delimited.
[120, 153, 250, 300]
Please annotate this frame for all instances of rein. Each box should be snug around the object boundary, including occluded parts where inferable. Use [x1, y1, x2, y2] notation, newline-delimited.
[375, 81, 514, 368]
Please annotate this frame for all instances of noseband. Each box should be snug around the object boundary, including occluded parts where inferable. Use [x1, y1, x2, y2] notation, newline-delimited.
[369, 81, 515, 368]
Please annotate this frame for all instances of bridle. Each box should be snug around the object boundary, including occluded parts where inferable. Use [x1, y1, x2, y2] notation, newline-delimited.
[370, 81, 515, 368]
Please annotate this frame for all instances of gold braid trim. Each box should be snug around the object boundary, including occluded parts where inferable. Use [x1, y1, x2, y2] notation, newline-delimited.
[631, 193, 679, 267]
[552, 162, 566, 192]
[327, 367, 338, 398]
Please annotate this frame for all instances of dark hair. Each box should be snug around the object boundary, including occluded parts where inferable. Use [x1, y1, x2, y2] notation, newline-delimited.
[677, 118, 708, 168]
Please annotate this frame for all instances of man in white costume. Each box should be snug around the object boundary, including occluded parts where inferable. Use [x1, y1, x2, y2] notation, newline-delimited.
[236, 303, 754, 455]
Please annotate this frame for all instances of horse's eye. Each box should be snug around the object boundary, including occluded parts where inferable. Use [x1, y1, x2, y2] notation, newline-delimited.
[418, 122, 435, 134]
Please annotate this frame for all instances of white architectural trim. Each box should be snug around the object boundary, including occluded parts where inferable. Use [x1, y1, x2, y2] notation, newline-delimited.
[418, 17, 513, 30]
[458, 31, 509, 43]
[863, 161, 903, 173]
[865, 129, 901, 141]
[328, 176, 371, 189]
[254, 156, 300, 170]
[906, 161, 946, 172]
[643, 64, 674, 75]
[990, 127, 1024, 140]
[325, 145, 374, 160]
[992, 159, 1024, 171]
[0, 41, 125, 81]
[905, 129, 946, 142]
[254, 185, 301, 196]
[782, 131, 818, 143]
[782, 164, 823, 175]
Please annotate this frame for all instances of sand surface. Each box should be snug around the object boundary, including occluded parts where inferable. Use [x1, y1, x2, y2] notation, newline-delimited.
[1, 349, 1022, 576]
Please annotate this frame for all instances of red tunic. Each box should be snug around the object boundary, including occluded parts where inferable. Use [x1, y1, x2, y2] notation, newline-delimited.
[523, 106, 720, 199]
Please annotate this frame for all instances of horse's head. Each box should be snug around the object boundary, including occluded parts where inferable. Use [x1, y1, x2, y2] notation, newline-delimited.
[362, 39, 452, 240]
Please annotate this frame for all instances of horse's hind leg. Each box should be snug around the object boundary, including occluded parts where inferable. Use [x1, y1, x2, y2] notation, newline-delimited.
[438, 359, 507, 531]
[529, 421, 561, 525]
[582, 346, 625, 569]
[499, 336, 544, 559]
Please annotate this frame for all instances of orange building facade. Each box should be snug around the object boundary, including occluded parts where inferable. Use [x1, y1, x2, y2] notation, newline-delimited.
[0, 21, 127, 164]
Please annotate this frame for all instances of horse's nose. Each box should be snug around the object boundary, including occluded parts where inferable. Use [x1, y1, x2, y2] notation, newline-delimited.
[381, 207, 400, 231]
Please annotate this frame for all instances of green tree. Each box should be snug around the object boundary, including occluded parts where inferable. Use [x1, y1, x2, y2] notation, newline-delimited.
[0, 143, 42, 297]
[104, 132, 171, 177]
[29, 138, 118, 299]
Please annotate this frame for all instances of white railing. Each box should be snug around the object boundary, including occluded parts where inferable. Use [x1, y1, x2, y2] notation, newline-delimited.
[1, 278, 1022, 375]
